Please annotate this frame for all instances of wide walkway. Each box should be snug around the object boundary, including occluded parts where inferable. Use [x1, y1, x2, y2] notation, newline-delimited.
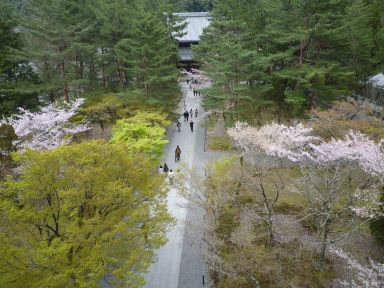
[143, 82, 205, 288]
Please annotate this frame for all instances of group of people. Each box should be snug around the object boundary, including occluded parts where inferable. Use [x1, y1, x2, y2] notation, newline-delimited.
[156, 146, 181, 184]
[193, 90, 200, 96]
[158, 163, 176, 184]
[181, 109, 198, 132]
[183, 109, 198, 121]
[187, 78, 199, 85]
[161, 77, 200, 179]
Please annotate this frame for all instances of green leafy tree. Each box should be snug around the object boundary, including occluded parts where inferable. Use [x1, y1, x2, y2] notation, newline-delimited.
[111, 112, 170, 159]
[84, 95, 125, 130]
[0, 140, 173, 287]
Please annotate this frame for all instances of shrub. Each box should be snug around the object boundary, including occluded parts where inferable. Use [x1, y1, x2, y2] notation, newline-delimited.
[111, 111, 170, 159]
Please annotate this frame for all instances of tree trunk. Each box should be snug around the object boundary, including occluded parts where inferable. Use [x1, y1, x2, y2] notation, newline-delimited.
[102, 48, 106, 89]
[308, 91, 314, 110]
[79, 61, 84, 79]
[267, 214, 274, 245]
[60, 61, 69, 102]
[299, 39, 304, 65]
[319, 218, 331, 268]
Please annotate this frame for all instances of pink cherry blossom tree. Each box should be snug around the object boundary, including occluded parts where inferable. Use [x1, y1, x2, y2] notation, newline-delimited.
[1, 98, 89, 150]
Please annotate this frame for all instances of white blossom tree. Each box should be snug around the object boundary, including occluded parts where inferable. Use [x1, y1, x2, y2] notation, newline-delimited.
[0, 98, 89, 150]
[227, 121, 319, 161]
[330, 246, 384, 288]
[227, 122, 318, 245]
[308, 131, 384, 219]
[227, 122, 384, 268]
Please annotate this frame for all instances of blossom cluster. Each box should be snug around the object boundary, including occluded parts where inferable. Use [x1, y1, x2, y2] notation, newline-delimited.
[1, 98, 89, 150]
[330, 246, 384, 288]
[227, 121, 319, 161]
[308, 131, 384, 178]
[227, 122, 384, 219]
[349, 186, 384, 219]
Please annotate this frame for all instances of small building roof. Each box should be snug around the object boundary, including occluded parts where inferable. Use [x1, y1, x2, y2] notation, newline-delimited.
[368, 73, 384, 88]
[173, 12, 211, 43]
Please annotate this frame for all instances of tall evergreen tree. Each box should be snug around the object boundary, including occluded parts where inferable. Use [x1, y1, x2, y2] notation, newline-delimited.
[118, 9, 180, 107]
[0, 2, 40, 117]
[196, 0, 365, 121]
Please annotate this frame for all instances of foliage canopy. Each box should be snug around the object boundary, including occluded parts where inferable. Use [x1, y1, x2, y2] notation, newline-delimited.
[0, 140, 173, 287]
[111, 112, 170, 159]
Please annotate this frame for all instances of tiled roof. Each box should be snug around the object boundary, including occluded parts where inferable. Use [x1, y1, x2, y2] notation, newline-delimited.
[173, 12, 211, 43]
[368, 73, 384, 88]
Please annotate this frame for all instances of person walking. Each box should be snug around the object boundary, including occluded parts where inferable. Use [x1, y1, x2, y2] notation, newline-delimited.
[158, 165, 163, 175]
[168, 169, 175, 184]
[195, 108, 198, 118]
[176, 120, 181, 132]
[175, 146, 181, 162]
[190, 119, 194, 132]
[189, 109, 193, 118]
[184, 111, 189, 122]
[163, 163, 169, 173]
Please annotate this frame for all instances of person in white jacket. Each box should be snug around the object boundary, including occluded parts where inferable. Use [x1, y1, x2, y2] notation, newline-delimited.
[167, 169, 175, 184]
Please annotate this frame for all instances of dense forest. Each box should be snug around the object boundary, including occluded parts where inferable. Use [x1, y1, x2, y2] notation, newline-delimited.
[0, 0, 186, 117]
[1, 0, 384, 287]
[196, 0, 384, 122]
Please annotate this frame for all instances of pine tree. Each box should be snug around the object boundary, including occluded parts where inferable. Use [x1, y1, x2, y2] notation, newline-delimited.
[0, 2, 40, 116]
[119, 9, 180, 107]
[197, 0, 357, 120]
[20, 0, 94, 101]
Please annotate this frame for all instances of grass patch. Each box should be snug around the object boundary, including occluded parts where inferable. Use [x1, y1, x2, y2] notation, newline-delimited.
[208, 135, 233, 151]
[275, 201, 303, 213]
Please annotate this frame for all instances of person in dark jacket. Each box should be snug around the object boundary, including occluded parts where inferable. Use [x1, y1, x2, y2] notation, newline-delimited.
[163, 163, 169, 173]
[176, 120, 181, 132]
[190, 120, 194, 132]
[175, 146, 181, 162]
